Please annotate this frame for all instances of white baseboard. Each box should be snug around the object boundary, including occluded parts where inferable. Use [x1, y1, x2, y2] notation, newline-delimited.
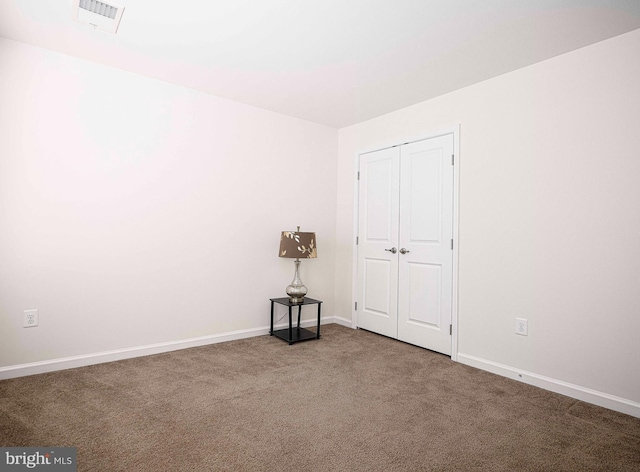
[0, 317, 344, 381]
[331, 315, 354, 328]
[457, 352, 640, 418]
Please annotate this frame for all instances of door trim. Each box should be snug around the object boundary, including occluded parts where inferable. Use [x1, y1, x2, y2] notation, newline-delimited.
[352, 125, 460, 361]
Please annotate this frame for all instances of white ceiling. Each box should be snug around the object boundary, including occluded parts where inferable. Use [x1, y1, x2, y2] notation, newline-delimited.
[1, 0, 640, 128]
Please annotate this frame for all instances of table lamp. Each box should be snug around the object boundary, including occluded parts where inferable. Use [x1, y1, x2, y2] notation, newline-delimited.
[279, 227, 317, 303]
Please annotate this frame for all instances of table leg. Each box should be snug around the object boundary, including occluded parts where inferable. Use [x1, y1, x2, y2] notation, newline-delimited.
[297, 305, 302, 330]
[317, 303, 322, 338]
[288, 305, 293, 345]
[270, 301, 274, 335]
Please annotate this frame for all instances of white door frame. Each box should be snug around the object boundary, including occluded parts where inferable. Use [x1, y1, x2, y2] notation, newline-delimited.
[352, 125, 460, 361]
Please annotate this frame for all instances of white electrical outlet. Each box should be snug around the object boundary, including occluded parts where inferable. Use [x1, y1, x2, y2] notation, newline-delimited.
[23, 309, 38, 328]
[515, 317, 528, 336]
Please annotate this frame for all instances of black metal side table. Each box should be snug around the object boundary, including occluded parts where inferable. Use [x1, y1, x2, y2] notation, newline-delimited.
[270, 297, 322, 345]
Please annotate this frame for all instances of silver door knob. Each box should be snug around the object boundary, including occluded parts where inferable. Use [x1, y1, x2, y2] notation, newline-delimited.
[385, 247, 397, 254]
[399, 248, 410, 254]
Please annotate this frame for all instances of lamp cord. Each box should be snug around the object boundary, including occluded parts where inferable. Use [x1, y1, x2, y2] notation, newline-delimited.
[274, 311, 287, 324]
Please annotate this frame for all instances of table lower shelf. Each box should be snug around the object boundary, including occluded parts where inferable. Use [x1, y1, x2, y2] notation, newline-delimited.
[271, 327, 319, 344]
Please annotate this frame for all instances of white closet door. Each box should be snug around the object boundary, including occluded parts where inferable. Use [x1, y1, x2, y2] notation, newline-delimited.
[397, 135, 454, 354]
[356, 146, 400, 339]
[356, 133, 455, 355]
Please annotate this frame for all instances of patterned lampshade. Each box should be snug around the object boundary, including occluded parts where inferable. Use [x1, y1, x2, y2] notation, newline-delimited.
[279, 231, 317, 259]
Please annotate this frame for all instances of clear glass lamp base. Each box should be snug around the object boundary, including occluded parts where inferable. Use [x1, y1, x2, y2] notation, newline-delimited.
[286, 259, 307, 303]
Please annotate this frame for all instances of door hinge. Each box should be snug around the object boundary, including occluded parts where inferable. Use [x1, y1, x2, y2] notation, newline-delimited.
[357, 171, 360, 180]
[451, 239, 454, 250]
[450, 324, 452, 335]
[452, 154, 454, 165]
[355, 302, 358, 311]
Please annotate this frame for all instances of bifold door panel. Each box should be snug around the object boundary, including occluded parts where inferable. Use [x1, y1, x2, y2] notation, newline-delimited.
[357, 146, 399, 339]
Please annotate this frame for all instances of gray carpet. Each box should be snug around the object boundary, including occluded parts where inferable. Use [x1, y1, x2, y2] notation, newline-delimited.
[1, 324, 639, 471]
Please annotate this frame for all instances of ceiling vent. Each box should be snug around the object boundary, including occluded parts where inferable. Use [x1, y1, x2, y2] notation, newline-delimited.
[72, 0, 125, 34]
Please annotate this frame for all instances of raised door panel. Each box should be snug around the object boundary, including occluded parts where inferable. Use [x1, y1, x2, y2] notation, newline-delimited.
[397, 135, 454, 354]
[356, 147, 400, 338]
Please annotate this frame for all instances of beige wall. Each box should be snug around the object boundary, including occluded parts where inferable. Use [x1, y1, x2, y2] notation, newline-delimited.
[336, 29, 640, 411]
[0, 38, 338, 367]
